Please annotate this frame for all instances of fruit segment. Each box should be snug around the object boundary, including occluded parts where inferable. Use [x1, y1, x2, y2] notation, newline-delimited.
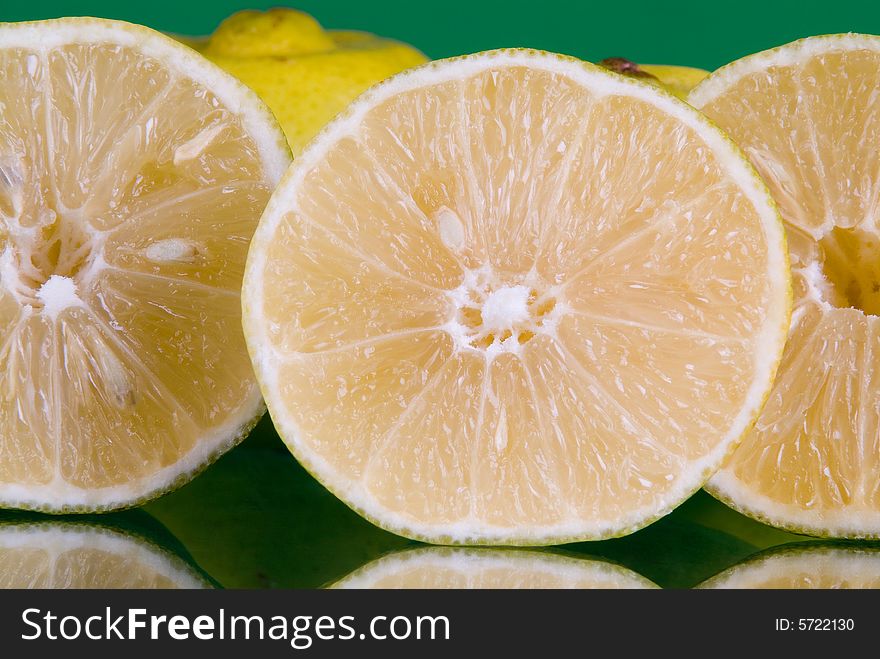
[691, 35, 880, 536]
[245, 51, 790, 544]
[0, 20, 288, 510]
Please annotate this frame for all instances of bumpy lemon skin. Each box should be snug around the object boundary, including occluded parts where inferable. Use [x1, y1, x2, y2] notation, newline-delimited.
[641, 63, 709, 99]
[190, 8, 428, 155]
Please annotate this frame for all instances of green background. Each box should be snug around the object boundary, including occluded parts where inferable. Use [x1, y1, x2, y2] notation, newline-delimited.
[2, 0, 880, 589]
[5, 0, 880, 69]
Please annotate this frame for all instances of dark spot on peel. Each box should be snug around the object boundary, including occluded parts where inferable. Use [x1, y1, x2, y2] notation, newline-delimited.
[597, 57, 659, 81]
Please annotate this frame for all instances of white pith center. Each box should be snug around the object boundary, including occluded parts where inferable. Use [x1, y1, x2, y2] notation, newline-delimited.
[481, 285, 530, 330]
[813, 225, 880, 317]
[36, 274, 83, 320]
[0, 178, 200, 318]
[445, 266, 564, 356]
[0, 212, 103, 315]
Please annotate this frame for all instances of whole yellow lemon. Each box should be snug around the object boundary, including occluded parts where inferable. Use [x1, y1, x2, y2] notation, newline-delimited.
[192, 9, 428, 154]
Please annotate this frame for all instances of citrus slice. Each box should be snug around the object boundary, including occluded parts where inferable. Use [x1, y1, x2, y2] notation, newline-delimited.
[243, 49, 791, 544]
[0, 19, 289, 511]
[0, 521, 209, 588]
[690, 35, 880, 538]
[333, 548, 656, 588]
[701, 544, 880, 589]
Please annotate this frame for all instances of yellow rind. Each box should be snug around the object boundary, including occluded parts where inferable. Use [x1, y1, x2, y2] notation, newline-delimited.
[640, 63, 709, 99]
[193, 9, 428, 155]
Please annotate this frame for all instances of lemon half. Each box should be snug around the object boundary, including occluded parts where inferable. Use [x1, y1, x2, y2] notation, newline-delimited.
[691, 35, 880, 538]
[243, 49, 790, 545]
[0, 18, 289, 511]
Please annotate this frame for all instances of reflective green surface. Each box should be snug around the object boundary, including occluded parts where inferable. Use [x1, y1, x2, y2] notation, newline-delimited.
[0, 418, 877, 588]
[4, 0, 880, 588]
[145, 418, 413, 589]
[146, 423, 875, 589]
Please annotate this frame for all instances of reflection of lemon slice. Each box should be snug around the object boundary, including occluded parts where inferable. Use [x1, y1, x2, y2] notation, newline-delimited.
[145, 446, 411, 589]
[690, 35, 880, 538]
[701, 544, 880, 589]
[0, 521, 209, 588]
[243, 50, 791, 544]
[0, 19, 289, 511]
[333, 548, 655, 588]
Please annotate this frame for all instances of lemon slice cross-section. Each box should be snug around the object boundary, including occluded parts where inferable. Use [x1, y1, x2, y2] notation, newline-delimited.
[0, 18, 289, 511]
[0, 520, 209, 588]
[691, 34, 880, 538]
[333, 547, 656, 589]
[244, 49, 791, 544]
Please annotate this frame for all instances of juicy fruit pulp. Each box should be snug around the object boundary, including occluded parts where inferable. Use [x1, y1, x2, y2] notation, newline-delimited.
[690, 35, 880, 537]
[196, 8, 428, 155]
[0, 522, 207, 588]
[333, 548, 656, 588]
[0, 19, 288, 510]
[244, 50, 790, 545]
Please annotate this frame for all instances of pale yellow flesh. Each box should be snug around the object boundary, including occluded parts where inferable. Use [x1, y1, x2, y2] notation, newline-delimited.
[333, 548, 656, 589]
[246, 52, 789, 543]
[692, 37, 880, 536]
[0, 21, 285, 509]
[0, 524, 205, 588]
[703, 546, 880, 589]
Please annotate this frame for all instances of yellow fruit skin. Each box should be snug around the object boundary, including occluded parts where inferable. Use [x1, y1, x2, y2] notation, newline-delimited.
[192, 9, 428, 155]
[640, 64, 709, 99]
[598, 58, 709, 100]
